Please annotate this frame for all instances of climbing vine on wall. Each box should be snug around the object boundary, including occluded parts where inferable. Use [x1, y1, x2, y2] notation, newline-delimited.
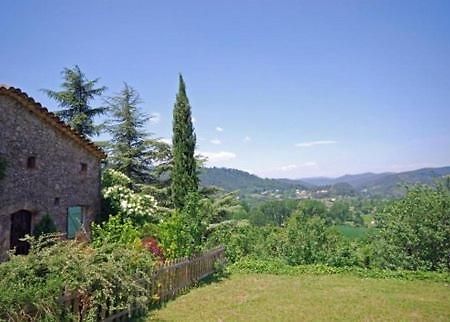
[0, 157, 6, 181]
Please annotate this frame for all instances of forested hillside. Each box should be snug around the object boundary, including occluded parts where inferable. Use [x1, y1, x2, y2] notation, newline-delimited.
[200, 166, 450, 198]
[199, 167, 308, 193]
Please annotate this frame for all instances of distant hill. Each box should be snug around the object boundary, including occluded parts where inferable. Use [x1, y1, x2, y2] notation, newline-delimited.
[199, 167, 308, 194]
[199, 166, 450, 198]
[301, 166, 450, 197]
[301, 172, 392, 187]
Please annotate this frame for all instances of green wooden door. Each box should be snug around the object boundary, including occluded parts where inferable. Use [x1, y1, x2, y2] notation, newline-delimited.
[67, 207, 82, 238]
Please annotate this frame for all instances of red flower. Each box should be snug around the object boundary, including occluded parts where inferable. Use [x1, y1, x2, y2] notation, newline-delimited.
[142, 236, 165, 261]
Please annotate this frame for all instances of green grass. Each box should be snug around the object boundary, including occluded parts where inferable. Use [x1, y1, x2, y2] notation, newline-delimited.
[335, 224, 371, 240]
[148, 273, 450, 321]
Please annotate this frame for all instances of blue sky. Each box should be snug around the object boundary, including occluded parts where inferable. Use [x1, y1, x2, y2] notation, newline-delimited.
[1, 0, 449, 178]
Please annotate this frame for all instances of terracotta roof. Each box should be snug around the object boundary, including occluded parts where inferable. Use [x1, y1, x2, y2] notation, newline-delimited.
[0, 85, 107, 159]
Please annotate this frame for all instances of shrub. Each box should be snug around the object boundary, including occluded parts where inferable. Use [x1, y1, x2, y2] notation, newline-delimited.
[158, 193, 209, 258]
[0, 156, 6, 181]
[0, 235, 155, 321]
[101, 169, 159, 225]
[142, 236, 165, 261]
[205, 220, 262, 263]
[230, 258, 450, 282]
[33, 214, 57, 237]
[373, 185, 450, 271]
[91, 215, 141, 247]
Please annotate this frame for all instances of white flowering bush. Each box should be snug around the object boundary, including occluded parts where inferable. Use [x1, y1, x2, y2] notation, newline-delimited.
[102, 169, 159, 225]
[102, 168, 132, 187]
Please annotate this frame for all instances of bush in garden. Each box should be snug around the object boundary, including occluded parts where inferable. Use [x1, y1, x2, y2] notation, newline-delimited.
[91, 215, 141, 247]
[0, 234, 155, 321]
[205, 220, 261, 263]
[279, 213, 354, 266]
[372, 185, 450, 271]
[101, 169, 159, 225]
[0, 156, 6, 181]
[158, 193, 210, 258]
[33, 214, 57, 237]
[142, 236, 165, 261]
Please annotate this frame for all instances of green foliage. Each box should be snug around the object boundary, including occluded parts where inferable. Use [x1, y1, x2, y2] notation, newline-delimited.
[33, 214, 57, 237]
[199, 167, 307, 195]
[249, 199, 298, 226]
[91, 216, 141, 247]
[230, 258, 450, 282]
[205, 220, 262, 263]
[43, 65, 106, 137]
[0, 156, 6, 181]
[0, 235, 154, 321]
[335, 225, 371, 240]
[208, 191, 247, 223]
[106, 83, 155, 183]
[372, 185, 450, 271]
[207, 184, 449, 273]
[328, 200, 351, 223]
[159, 193, 209, 258]
[102, 167, 132, 188]
[279, 213, 357, 266]
[296, 199, 327, 219]
[171, 75, 198, 208]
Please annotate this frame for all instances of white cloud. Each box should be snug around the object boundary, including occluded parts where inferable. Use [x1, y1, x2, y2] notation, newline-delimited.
[192, 117, 197, 124]
[243, 136, 252, 143]
[149, 112, 161, 124]
[199, 151, 236, 164]
[280, 164, 298, 171]
[279, 162, 317, 171]
[295, 140, 337, 148]
[210, 138, 221, 145]
[216, 126, 224, 132]
[159, 138, 171, 144]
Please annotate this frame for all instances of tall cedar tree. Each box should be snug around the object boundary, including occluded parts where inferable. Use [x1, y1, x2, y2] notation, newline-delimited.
[171, 75, 198, 208]
[43, 65, 106, 137]
[106, 83, 152, 182]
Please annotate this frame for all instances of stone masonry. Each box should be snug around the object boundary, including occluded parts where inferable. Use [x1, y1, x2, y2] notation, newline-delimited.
[0, 86, 106, 259]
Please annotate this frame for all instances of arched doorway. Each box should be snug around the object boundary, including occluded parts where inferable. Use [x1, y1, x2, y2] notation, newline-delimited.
[10, 210, 32, 255]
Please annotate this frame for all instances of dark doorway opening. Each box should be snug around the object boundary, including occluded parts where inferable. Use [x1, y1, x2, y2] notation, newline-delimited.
[10, 210, 32, 255]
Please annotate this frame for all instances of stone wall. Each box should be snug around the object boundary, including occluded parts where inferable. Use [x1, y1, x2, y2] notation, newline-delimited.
[0, 94, 102, 259]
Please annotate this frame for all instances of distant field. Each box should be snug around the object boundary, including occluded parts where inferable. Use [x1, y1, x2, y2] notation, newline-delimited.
[335, 225, 371, 240]
[148, 274, 450, 321]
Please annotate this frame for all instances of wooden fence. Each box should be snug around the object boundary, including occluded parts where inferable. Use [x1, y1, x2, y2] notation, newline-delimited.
[60, 246, 225, 321]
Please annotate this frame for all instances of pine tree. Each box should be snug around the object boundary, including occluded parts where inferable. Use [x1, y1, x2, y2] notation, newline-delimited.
[43, 65, 106, 137]
[106, 83, 152, 182]
[171, 75, 198, 208]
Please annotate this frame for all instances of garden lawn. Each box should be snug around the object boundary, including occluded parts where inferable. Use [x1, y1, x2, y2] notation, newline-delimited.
[148, 273, 450, 321]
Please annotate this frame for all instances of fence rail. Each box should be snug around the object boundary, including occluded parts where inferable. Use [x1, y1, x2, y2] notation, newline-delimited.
[60, 246, 225, 321]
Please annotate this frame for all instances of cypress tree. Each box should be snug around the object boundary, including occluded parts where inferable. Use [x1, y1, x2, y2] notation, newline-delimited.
[171, 75, 198, 208]
[43, 65, 106, 137]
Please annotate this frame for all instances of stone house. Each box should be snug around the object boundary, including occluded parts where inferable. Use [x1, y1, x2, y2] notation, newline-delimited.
[0, 85, 106, 259]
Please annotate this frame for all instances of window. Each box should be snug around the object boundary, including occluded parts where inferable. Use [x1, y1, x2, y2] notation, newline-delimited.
[54, 197, 60, 206]
[27, 156, 36, 169]
[67, 206, 84, 238]
[80, 163, 87, 173]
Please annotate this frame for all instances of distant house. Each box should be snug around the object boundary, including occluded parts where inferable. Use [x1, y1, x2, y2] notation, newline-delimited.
[0, 85, 106, 259]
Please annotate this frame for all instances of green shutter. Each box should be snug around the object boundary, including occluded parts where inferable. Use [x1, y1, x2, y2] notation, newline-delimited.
[67, 207, 82, 238]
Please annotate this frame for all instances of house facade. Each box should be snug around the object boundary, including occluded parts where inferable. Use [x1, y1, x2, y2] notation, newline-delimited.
[0, 85, 106, 259]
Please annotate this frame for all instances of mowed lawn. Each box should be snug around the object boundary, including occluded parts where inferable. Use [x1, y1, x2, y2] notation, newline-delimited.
[148, 273, 450, 321]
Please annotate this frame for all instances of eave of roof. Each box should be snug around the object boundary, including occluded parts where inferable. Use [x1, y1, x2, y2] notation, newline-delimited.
[0, 85, 107, 159]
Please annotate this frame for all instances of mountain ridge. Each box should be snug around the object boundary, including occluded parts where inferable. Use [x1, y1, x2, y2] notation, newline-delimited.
[200, 166, 450, 197]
